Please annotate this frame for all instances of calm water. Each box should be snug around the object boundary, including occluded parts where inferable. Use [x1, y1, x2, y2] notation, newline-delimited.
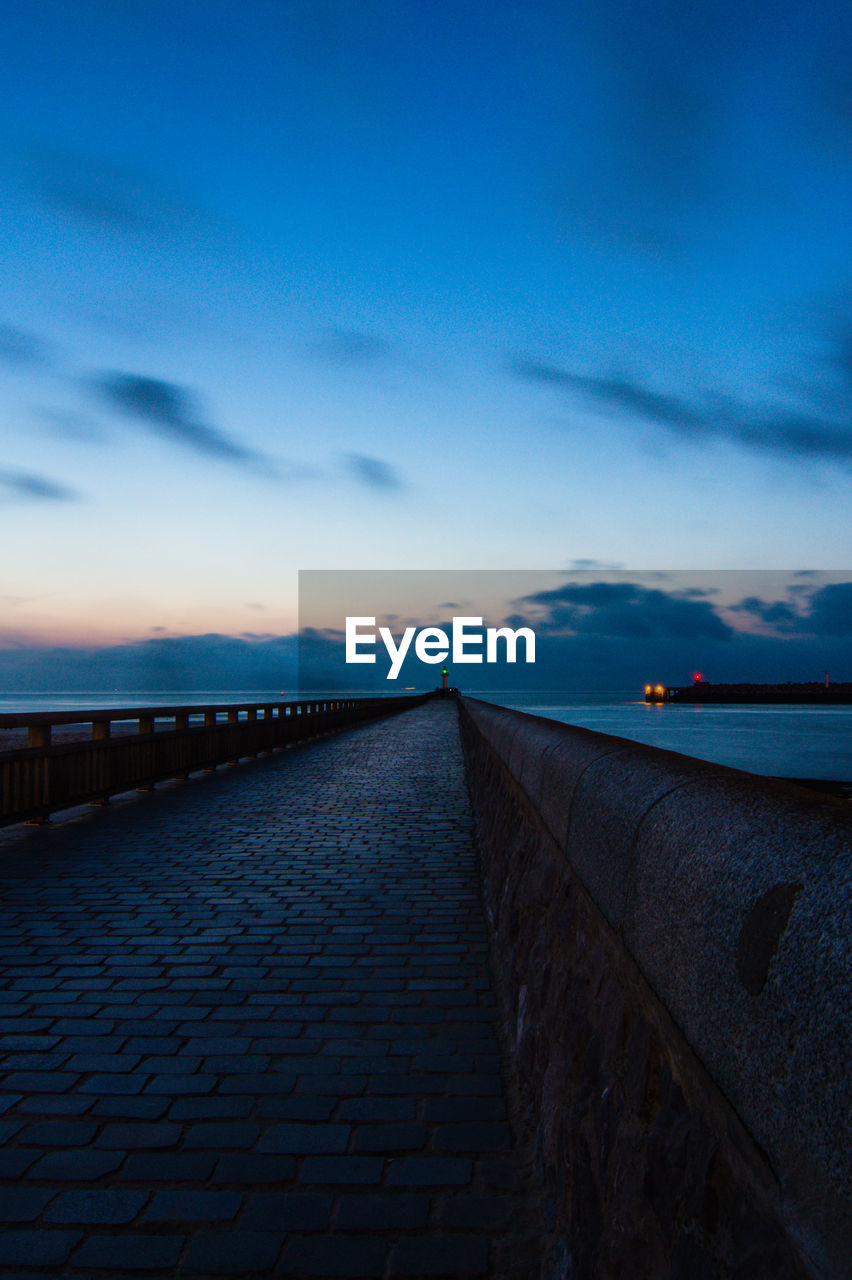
[489, 691, 852, 781]
[1, 688, 850, 781]
[0, 690, 299, 714]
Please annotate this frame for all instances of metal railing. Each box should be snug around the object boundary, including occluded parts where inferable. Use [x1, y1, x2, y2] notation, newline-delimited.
[0, 693, 434, 828]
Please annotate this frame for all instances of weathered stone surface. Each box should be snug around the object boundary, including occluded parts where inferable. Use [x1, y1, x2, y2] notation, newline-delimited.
[459, 695, 847, 1280]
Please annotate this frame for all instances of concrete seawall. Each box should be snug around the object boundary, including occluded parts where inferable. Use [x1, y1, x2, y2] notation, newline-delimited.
[458, 696, 851, 1280]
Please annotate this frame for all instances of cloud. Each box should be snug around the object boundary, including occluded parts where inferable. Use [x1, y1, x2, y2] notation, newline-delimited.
[566, 557, 625, 571]
[729, 583, 852, 638]
[731, 596, 804, 634]
[517, 581, 733, 642]
[22, 142, 203, 237]
[0, 633, 298, 693]
[311, 329, 393, 365]
[802, 583, 852, 637]
[509, 349, 852, 468]
[0, 324, 51, 367]
[90, 372, 264, 466]
[344, 453, 405, 491]
[509, 356, 709, 434]
[0, 468, 79, 503]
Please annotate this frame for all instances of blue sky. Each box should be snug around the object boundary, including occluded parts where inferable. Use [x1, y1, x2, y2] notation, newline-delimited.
[1, 0, 850, 656]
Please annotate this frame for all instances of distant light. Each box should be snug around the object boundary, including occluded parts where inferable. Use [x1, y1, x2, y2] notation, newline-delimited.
[645, 685, 652, 694]
[693, 671, 703, 683]
[655, 685, 664, 693]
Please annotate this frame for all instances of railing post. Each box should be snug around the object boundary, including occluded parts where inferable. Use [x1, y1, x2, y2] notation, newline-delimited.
[27, 724, 51, 749]
[173, 712, 190, 779]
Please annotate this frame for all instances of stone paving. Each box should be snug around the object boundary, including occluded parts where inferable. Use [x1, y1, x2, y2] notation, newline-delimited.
[0, 700, 541, 1278]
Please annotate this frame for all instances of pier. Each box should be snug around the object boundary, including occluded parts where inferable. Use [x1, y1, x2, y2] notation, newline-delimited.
[0, 696, 849, 1278]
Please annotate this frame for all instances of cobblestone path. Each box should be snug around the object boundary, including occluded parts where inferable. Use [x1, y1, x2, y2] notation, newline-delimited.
[0, 701, 540, 1278]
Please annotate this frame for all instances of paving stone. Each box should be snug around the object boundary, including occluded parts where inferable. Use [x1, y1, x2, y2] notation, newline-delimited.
[388, 1157, 473, 1187]
[95, 1121, 182, 1149]
[0, 702, 538, 1276]
[352, 1122, 429, 1151]
[241, 1190, 333, 1231]
[181, 1230, 282, 1274]
[257, 1122, 350, 1153]
[389, 1234, 490, 1276]
[73, 1233, 184, 1271]
[0, 1188, 56, 1222]
[255, 1097, 335, 1121]
[78, 1074, 147, 1096]
[18, 1120, 97, 1147]
[212, 1153, 298, 1183]
[0, 1149, 39, 1177]
[300, 1155, 384, 1185]
[89, 1096, 170, 1120]
[119, 1151, 216, 1181]
[0, 1230, 81, 1268]
[27, 1149, 124, 1181]
[281, 1235, 389, 1277]
[335, 1192, 430, 1230]
[44, 1189, 148, 1224]
[145, 1189, 242, 1222]
[1, 1071, 80, 1093]
[143, 1073, 217, 1095]
[183, 1122, 261, 1149]
[340, 1097, 417, 1123]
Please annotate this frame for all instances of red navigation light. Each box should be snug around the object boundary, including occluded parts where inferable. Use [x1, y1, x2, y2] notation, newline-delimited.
[693, 672, 703, 683]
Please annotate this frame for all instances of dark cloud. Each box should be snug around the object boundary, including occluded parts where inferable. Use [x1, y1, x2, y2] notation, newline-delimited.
[344, 453, 404, 491]
[90, 373, 263, 465]
[509, 349, 852, 467]
[729, 583, 852, 638]
[509, 356, 709, 433]
[0, 468, 79, 503]
[0, 324, 51, 367]
[731, 596, 804, 633]
[566, 557, 624, 571]
[0, 633, 298, 693]
[518, 581, 733, 642]
[311, 329, 393, 365]
[804, 584, 852, 637]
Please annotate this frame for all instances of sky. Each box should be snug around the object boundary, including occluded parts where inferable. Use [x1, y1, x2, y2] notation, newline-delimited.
[1, 1, 851, 684]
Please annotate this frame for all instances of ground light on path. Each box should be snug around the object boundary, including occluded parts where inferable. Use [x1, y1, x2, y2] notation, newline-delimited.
[0, 700, 541, 1278]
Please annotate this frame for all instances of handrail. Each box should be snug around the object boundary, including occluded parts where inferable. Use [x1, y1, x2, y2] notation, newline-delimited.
[0, 692, 434, 827]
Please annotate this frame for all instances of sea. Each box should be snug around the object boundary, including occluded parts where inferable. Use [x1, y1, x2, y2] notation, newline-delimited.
[1, 688, 850, 783]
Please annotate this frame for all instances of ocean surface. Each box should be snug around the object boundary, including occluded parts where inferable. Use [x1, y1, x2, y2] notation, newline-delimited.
[1, 688, 850, 782]
[491, 691, 852, 782]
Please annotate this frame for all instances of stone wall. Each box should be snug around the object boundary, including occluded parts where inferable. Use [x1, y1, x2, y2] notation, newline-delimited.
[457, 697, 852, 1280]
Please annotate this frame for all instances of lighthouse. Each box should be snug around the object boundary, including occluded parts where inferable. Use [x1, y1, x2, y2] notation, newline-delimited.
[441, 666, 449, 692]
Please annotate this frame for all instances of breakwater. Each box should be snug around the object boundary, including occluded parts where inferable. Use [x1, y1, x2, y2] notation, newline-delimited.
[458, 696, 851, 1280]
[662, 682, 852, 704]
